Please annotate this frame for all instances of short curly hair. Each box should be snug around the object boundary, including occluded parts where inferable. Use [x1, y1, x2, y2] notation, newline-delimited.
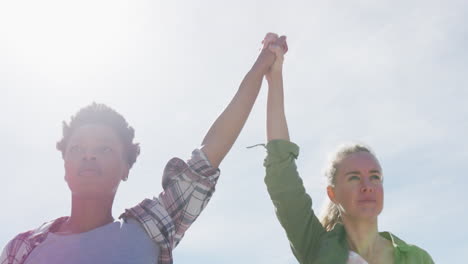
[56, 103, 140, 168]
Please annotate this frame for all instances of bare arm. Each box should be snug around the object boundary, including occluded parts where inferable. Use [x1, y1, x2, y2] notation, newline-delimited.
[201, 44, 276, 168]
[266, 35, 290, 142]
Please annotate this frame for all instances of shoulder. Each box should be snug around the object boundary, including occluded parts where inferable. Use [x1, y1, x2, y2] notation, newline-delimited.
[381, 232, 434, 263]
[3, 216, 67, 249]
[2, 229, 35, 251]
[1, 230, 33, 264]
[1, 217, 66, 263]
[402, 243, 433, 263]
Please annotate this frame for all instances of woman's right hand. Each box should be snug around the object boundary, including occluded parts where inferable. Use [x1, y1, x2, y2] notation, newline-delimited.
[262, 33, 288, 83]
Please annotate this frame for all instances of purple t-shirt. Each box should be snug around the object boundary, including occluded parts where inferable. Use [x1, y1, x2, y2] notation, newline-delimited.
[24, 218, 159, 264]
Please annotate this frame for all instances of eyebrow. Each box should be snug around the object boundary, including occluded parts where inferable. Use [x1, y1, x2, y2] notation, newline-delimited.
[345, 170, 381, 176]
[69, 136, 116, 143]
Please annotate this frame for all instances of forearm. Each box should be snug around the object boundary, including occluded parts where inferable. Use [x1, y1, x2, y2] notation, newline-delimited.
[267, 72, 290, 142]
[201, 51, 274, 168]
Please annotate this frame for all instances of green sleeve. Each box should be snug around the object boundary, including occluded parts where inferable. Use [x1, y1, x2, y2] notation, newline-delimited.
[264, 140, 326, 264]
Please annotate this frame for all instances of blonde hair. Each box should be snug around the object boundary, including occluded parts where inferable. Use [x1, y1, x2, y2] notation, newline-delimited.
[319, 143, 376, 231]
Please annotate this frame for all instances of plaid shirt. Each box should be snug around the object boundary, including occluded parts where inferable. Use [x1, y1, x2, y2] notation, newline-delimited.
[0, 149, 220, 264]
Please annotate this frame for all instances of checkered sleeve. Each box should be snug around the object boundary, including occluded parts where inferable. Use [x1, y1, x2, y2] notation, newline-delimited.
[124, 148, 220, 264]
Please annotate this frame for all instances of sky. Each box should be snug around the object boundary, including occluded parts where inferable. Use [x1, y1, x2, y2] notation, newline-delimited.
[1, 0, 467, 263]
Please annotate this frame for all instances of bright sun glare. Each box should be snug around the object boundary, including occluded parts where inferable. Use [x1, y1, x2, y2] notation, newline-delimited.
[2, 0, 164, 101]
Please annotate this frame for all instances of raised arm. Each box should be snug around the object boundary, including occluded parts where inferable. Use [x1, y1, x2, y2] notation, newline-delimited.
[263, 35, 327, 263]
[201, 39, 276, 168]
[265, 34, 290, 142]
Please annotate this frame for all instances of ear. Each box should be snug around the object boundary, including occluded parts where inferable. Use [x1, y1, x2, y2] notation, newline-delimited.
[63, 161, 69, 182]
[327, 186, 337, 203]
[122, 164, 130, 182]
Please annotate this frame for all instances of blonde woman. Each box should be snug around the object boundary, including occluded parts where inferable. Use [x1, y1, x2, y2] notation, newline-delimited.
[262, 33, 434, 264]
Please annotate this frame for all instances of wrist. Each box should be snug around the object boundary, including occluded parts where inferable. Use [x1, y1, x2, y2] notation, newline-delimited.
[251, 62, 268, 75]
[266, 69, 283, 83]
[252, 49, 275, 74]
[249, 64, 267, 80]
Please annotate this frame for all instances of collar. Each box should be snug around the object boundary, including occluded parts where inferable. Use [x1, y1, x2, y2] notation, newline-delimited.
[28, 216, 69, 241]
[331, 224, 412, 253]
[379, 231, 412, 252]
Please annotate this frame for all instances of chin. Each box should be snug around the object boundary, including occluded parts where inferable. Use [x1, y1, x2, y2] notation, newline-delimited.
[71, 190, 115, 199]
[356, 209, 382, 221]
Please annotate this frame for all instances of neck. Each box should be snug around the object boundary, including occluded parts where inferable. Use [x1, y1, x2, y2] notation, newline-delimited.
[342, 216, 381, 258]
[61, 193, 115, 234]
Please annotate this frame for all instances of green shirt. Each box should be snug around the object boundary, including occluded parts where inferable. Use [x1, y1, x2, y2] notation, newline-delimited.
[264, 140, 434, 264]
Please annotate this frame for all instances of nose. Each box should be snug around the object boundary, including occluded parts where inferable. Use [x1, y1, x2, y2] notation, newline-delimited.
[82, 149, 97, 161]
[360, 180, 374, 193]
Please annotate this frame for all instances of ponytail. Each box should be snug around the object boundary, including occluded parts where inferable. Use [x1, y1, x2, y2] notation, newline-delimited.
[320, 199, 341, 231]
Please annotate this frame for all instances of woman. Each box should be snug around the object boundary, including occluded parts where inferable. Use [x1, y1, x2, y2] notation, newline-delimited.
[1, 35, 279, 264]
[262, 33, 434, 264]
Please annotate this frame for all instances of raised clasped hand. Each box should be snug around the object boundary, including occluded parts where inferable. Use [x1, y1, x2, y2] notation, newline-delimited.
[261, 33, 288, 81]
